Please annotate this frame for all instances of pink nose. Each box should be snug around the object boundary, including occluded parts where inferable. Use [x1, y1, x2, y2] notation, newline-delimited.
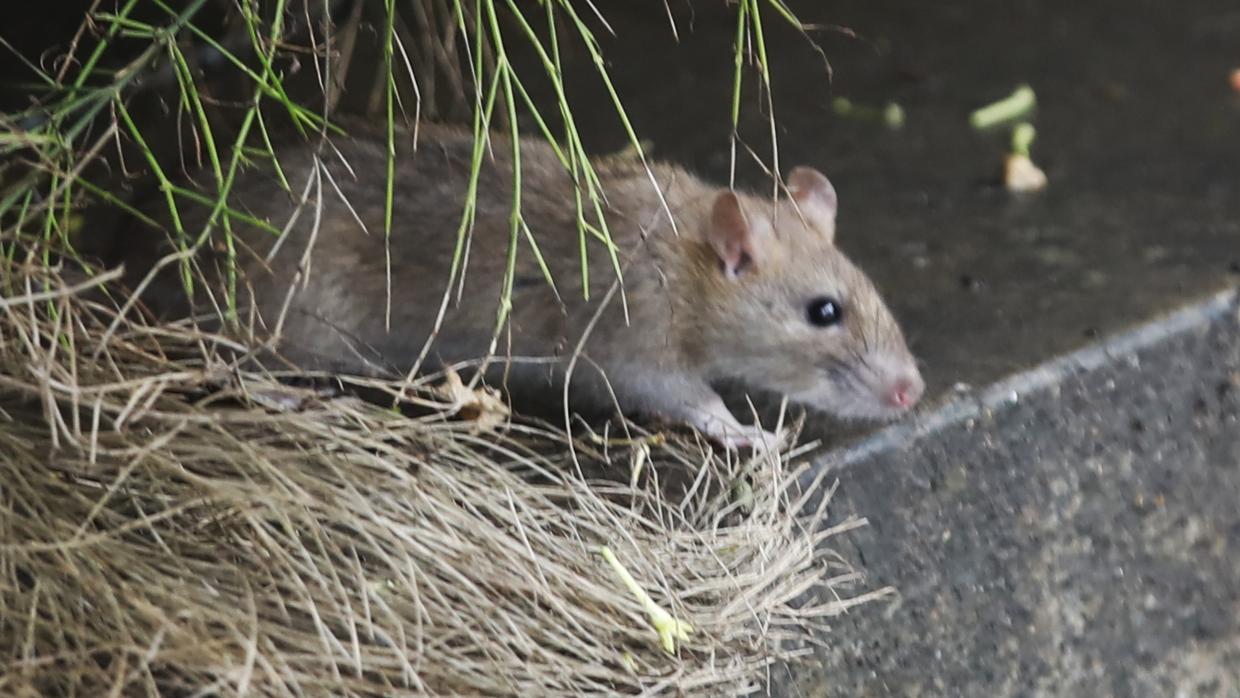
[887, 376, 924, 409]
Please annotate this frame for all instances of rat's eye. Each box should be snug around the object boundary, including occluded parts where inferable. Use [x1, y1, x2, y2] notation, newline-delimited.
[806, 296, 843, 327]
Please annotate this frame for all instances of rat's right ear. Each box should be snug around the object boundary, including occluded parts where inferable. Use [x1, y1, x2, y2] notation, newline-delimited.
[708, 191, 758, 279]
[786, 166, 838, 243]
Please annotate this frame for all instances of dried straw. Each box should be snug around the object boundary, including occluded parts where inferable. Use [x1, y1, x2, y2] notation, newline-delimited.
[0, 257, 889, 696]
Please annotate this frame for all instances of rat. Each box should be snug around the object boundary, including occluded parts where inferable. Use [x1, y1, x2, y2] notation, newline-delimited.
[110, 121, 924, 449]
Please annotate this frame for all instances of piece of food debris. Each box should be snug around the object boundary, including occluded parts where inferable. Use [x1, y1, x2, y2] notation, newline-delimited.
[970, 84, 1036, 129]
[883, 102, 906, 129]
[1004, 153, 1048, 192]
[598, 546, 694, 654]
[832, 96, 906, 129]
[1003, 121, 1047, 192]
[1231, 68, 1240, 94]
[1010, 122, 1036, 158]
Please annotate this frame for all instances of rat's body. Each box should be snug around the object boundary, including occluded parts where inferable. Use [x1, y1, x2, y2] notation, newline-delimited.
[115, 122, 923, 446]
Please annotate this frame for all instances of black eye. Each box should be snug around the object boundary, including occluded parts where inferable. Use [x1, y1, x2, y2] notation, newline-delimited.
[806, 297, 843, 327]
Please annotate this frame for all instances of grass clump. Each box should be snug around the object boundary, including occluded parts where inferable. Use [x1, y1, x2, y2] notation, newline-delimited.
[0, 256, 889, 694]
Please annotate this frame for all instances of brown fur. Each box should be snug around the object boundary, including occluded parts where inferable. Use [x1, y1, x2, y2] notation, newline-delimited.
[115, 121, 922, 443]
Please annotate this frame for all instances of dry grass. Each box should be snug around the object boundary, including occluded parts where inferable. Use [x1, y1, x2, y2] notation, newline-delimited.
[0, 2, 884, 693]
[0, 254, 890, 696]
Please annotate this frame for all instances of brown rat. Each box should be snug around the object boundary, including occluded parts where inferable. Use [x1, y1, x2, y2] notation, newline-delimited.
[115, 122, 924, 448]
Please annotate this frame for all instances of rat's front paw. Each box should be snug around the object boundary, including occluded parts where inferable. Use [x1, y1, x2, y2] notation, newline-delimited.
[707, 423, 785, 453]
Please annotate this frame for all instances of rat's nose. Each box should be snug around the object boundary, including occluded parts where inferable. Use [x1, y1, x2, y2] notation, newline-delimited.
[887, 373, 924, 410]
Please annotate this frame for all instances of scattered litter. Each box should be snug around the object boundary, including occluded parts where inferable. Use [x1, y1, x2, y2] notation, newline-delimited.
[970, 84, 1036, 129]
[598, 545, 694, 654]
[1003, 121, 1047, 192]
[832, 96, 906, 129]
[1010, 122, 1036, 158]
[1004, 155, 1047, 192]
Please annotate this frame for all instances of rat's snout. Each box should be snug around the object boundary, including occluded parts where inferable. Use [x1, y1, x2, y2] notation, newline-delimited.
[884, 371, 925, 411]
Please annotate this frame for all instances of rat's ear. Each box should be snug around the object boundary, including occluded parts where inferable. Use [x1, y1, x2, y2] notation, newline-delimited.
[787, 166, 838, 243]
[708, 191, 758, 279]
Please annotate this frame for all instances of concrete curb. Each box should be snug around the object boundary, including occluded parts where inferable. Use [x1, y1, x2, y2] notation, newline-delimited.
[802, 286, 1240, 483]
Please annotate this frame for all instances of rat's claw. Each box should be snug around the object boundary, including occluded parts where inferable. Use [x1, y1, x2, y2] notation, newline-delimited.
[687, 410, 786, 453]
[715, 424, 785, 453]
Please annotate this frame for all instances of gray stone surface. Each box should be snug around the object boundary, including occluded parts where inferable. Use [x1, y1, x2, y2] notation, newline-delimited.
[775, 291, 1240, 697]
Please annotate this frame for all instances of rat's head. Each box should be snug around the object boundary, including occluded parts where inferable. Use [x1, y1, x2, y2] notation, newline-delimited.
[689, 166, 924, 420]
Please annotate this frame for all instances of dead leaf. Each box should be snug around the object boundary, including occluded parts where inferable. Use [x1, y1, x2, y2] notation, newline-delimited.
[434, 368, 510, 432]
